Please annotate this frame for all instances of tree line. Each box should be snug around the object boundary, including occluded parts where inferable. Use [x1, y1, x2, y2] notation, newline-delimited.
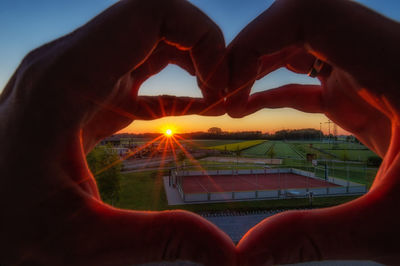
[116, 128, 326, 140]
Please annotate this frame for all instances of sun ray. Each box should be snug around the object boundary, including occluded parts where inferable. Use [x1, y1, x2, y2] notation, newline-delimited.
[174, 134, 201, 148]
[151, 134, 170, 209]
[198, 77, 254, 116]
[167, 137, 178, 165]
[136, 137, 168, 171]
[179, 98, 195, 116]
[158, 97, 167, 117]
[94, 134, 164, 176]
[81, 94, 140, 120]
[171, 135, 225, 193]
[198, 97, 224, 116]
[170, 97, 178, 116]
[158, 136, 169, 170]
[138, 100, 158, 120]
[202, 52, 227, 87]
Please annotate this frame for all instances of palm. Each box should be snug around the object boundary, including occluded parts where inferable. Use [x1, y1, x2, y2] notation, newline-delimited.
[226, 0, 400, 264]
[319, 68, 390, 157]
[0, 0, 236, 265]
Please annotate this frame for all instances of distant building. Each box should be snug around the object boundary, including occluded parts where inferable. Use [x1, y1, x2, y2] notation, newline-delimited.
[120, 137, 136, 148]
[100, 135, 121, 146]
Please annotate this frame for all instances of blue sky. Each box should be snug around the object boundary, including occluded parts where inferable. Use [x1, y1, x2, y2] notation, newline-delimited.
[1, 0, 399, 133]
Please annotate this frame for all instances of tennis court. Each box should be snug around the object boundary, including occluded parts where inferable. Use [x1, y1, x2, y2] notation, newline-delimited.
[183, 173, 340, 194]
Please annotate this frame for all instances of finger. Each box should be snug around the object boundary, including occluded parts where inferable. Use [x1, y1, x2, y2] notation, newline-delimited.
[135, 95, 224, 120]
[78, 206, 236, 266]
[35, 0, 226, 118]
[131, 41, 226, 115]
[81, 42, 196, 153]
[81, 91, 224, 154]
[162, 0, 228, 106]
[81, 95, 213, 153]
[131, 41, 196, 89]
[224, 47, 313, 118]
[226, 0, 400, 117]
[239, 84, 323, 118]
[225, 44, 316, 118]
[241, 82, 391, 158]
[225, 0, 305, 117]
[238, 155, 400, 266]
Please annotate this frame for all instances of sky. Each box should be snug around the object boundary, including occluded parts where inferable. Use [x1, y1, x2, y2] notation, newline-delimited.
[1, 0, 400, 134]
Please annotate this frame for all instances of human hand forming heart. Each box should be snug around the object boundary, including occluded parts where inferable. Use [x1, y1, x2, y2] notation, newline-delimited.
[225, 0, 400, 265]
[1, 0, 400, 265]
[0, 0, 234, 265]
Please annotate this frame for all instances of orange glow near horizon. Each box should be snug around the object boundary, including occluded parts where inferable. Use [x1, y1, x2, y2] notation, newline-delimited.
[122, 110, 350, 135]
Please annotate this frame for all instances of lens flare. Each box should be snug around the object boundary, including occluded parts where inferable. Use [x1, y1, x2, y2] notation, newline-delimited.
[165, 129, 173, 137]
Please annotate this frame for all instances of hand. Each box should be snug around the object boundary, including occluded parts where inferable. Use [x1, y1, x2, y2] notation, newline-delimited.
[0, 0, 235, 265]
[225, 0, 400, 264]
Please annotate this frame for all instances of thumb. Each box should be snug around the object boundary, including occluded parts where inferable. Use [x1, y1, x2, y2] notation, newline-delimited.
[237, 195, 391, 266]
[77, 203, 236, 266]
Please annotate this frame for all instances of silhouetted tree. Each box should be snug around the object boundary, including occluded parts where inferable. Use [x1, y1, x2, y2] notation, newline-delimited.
[208, 127, 223, 135]
[87, 144, 121, 205]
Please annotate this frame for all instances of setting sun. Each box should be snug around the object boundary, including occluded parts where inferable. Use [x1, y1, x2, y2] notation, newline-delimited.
[165, 129, 173, 137]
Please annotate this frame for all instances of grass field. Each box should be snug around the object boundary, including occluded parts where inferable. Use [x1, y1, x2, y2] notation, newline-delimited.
[286, 142, 377, 162]
[114, 170, 360, 212]
[328, 149, 376, 161]
[314, 165, 377, 187]
[127, 138, 376, 162]
[239, 141, 305, 159]
[208, 140, 266, 151]
[312, 142, 368, 150]
[181, 139, 244, 148]
[272, 141, 304, 159]
[290, 143, 335, 160]
[242, 141, 274, 156]
[184, 160, 266, 171]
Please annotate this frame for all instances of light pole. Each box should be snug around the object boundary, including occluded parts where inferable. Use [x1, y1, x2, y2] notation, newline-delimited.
[320, 122, 322, 142]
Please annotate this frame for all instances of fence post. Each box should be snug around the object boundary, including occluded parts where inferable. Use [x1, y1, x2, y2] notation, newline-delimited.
[364, 164, 367, 187]
[346, 164, 350, 193]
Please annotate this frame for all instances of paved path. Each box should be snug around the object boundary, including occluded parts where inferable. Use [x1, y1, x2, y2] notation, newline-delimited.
[141, 213, 382, 266]
[206, 213, 274, 243]
[142, 261, 381, 266]
[163, 176, 185, 205]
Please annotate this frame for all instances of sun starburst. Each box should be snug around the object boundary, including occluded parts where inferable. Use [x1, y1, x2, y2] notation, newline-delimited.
[165, 128, 173, 137]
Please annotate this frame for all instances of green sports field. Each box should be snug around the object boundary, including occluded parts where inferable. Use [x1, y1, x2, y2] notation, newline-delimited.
[272, 141, 304, 159]
[327, 149, 376, 161]
[207, 140, 266, 151]
[286, 141, 377, 162]
[181, 139, 244, 148]
[242, 141, 274, 156]
[241, 141, 304, 159]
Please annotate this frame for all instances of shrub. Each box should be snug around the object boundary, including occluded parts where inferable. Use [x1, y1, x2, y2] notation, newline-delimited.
[367, 156, 382, 167]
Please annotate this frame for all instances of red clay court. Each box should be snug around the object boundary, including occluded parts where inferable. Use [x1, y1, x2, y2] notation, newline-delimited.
[183, 173, 340, 194]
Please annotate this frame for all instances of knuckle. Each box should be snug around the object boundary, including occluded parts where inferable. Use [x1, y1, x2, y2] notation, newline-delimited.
[227, 109, 246, 118]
